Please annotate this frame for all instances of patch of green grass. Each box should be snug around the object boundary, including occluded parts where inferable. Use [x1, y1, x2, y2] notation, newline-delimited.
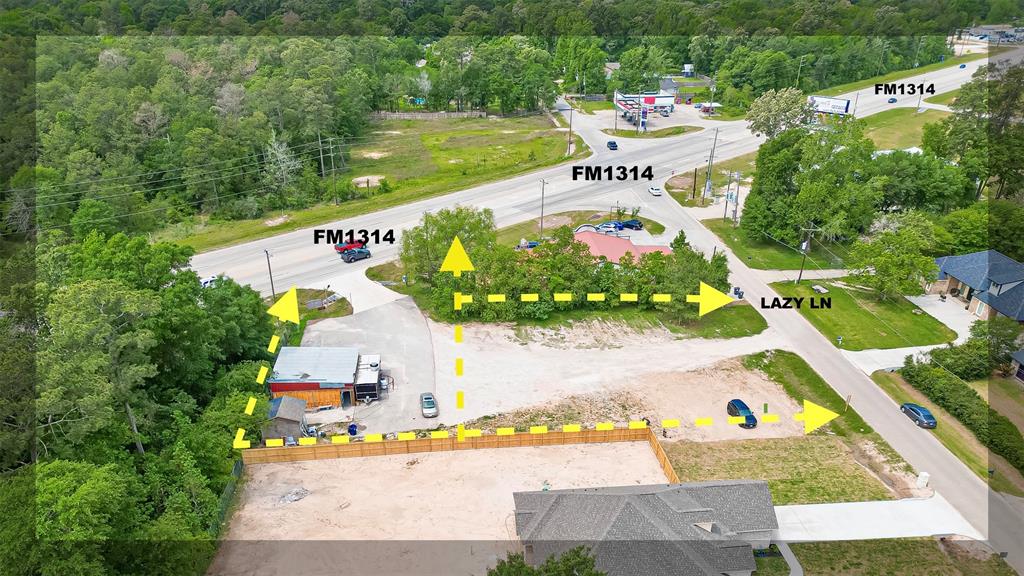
[703, 218, 846, 269]
[364, 261, 437, 316]
[817, 50, 999, 96]
[167, 116, 590, 252]
[671, 303, 767, 338]
[874, 371, 1024, 497]
[662, 436, 894, 504]
[926, 88, 960, 106]
[786, 539, 1016, 575]
[668, 152, 758, 208]
[754, 552, 790, 576]
[496, 210, 666, 246]
[770, 280, 957, 350]
[601, 125, 702, 138]
[574, 99, 614, 114]
[862, 108, 950, 149]
[968, 376, 1024, 432]
[265, 288, 352, 346]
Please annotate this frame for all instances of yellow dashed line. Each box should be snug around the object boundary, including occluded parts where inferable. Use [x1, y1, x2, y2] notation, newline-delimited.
[652, 293, 672, 302]
[521, 293, 539, 302]
[397, 432, 416, 441]
[457, 424, 465, 442]
[530, 425, 549, 434]
[256, 365, 269, 385]
[586, 293, 606, 302]
[298, 437, 317, 445]
[497, 427, 516, 436]
[553, 292, 572, 302]
[232, 428, 250, 449]
[662, 419, 681, 428]
[267, 335, 280, 353]
[266, 438, 284, 447]
[431, 430, 449, 439]
[455, 358, 464, 376]
[695, 417, 714, 427]
[365, 433, 384, 443]
[454, 325, 463, 343]
[464, 428, 482, 438]
[562, 424, 581, 433]
[456, 390, 464, 409]
[596, 422, 614, 431]
[331, 435, 350, 444]
[487, 294, 506, 303]
[762, 414, 780, 423]
[728, 416, 747, 425]
[620, 293, 638, 302]
[244, 397, 257, 416]
[628, 420, 648, 429]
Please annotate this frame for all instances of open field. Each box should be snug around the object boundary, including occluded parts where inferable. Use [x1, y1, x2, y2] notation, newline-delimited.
[667, 151, 757, 208]
[601, 125, 702, 138]
[165, 116, 589, 252]
[496, 210, 666, 245]
[926, 88, 960, 106]
[874, 371, 1024, 497]
[770, 280, 957, 350]
[756, 538, 1015, 575]
[703, 218, 846, 269]
[862, 108, 950, 149]
[817, 50, 997, 96]
[967, 376, 1024, 432]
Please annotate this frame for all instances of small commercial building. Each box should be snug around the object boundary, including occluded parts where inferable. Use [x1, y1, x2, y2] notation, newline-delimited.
[268, 346, 382, 408]
[263, 396, 308, 440]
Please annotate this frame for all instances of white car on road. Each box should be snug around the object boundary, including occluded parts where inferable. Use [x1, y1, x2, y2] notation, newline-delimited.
[648, 186, 663, 196]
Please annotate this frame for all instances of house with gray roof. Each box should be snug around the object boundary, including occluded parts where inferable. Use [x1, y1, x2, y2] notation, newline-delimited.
[927, 250, 1024, 322]
[513, 481, 777, 576]
[263, 396, 307, 440]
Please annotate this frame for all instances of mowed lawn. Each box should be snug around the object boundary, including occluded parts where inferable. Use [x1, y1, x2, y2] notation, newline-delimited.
[926, 88, 960, 106]
[173, 115, 586, 251]
[770, 280, 956, 350]
[703, 218, 846, 269]
[872, 371, 1024, 497]
[756, 539, 1016, 575]
[601, 125, 702, 138]
[496, 210, 666, 246]
[667, 151, 758, 207]
[862, 107, 950, 149]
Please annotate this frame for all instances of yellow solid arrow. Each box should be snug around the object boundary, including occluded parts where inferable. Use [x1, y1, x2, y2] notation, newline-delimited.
[685, 282, 734, 317]
[440, 236, 475, 277]
[267, 286, 300, 324]
[794, 400, 840, 434]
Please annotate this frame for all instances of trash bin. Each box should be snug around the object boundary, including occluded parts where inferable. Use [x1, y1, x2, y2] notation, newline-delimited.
[348, 423, 358, 436]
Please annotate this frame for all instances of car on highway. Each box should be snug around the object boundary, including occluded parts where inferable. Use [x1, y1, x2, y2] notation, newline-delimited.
[900, 403, 936, 428]
[340, 247, 372, 263]
[200, 276, 218, 288]
[659, 109, 669, 117]
[648, 186, 663, 196]
[334, 241, 365, 253]
[606, 140, 618, 150]
[620, 219, 644, 230]
[887, 97, 898, 104]
[726, 399, 758, 429]
[420, 393, 439, 418]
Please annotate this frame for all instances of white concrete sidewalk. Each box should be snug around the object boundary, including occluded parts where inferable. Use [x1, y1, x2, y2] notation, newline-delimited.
[754, 269, 848, 284]
[842, 346, 935, 374]
[774, 492, 984, 542]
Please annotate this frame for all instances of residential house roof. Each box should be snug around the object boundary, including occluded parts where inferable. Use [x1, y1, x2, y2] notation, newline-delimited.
[513, 481, 777, 576]
[935, 250, 1024, 320]
[574, 231, 672, 264]
[267, 396, 306, 422]
[270, 346, 360, 384]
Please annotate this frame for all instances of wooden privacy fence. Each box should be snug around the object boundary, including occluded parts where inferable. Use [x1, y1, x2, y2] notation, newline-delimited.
[371, 111, 487, 120]
[242, 426, 678, 483]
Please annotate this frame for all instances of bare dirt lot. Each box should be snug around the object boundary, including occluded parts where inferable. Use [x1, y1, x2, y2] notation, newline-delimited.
[211, 443, 667, 575]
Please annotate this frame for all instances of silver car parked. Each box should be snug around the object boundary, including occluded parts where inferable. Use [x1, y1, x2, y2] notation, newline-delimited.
[420, 393, 439, 418]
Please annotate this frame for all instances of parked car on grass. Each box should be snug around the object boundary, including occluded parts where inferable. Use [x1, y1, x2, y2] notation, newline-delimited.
[726, 399, 758, 429]
[340, 247, 372, 263]
[420, 393, 439, 418]
[900, 403, 936, 428]
[620, 219, 644, 230]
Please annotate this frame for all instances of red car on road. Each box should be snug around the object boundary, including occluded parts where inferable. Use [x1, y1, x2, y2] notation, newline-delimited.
[334, 241, 365, 253]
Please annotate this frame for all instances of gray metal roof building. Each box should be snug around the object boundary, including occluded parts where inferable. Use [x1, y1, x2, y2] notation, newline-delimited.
[270, 346, 360, 385]
[513, 481, 777, 576]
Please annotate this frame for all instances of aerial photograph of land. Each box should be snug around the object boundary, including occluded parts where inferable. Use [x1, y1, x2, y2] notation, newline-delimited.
[2, 2, 1024, 576]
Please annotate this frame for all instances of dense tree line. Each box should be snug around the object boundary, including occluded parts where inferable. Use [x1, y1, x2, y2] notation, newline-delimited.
[400, 206, 729, 324]
[0, 229, 276, 575]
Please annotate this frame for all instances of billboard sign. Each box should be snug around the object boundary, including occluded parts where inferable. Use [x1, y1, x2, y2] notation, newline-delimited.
[808, 95, 851, 115]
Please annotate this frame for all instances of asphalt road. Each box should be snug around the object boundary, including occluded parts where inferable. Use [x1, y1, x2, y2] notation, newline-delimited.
[191, 50, 1024, 571]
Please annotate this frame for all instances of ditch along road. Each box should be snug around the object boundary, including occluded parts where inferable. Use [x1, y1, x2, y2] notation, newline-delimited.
[191, 50, 1024, 570]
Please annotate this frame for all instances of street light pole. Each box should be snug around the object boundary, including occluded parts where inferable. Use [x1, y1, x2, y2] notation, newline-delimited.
[539, 178, 549, 238]
[264, 249, 276, 299]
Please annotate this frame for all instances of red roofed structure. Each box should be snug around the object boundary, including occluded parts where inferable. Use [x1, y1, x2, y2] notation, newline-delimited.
[574, 231, 672, 263]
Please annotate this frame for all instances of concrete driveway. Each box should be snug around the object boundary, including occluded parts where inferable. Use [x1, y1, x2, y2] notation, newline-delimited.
[302, 297, 437, 433]
[907, 294, 978, 342]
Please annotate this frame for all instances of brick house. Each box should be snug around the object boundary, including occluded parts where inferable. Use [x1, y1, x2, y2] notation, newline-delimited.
[926, 250, 1024, 322]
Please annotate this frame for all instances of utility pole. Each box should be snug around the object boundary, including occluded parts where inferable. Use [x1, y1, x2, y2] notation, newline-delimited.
[723, 171, 734, 218]
[795, 55, 807, 89]
[852, 92, 860, 116]
[913, 36, 923, 68]
[732, 172, 741, 223]
[539, 178, 549, 238]
[328, 137, 338, 205]
[794, 225, 821, 285]
[264, 249, 276, 299]
[692, 166, 698, 199]
[566, 106, 574, 155]
[703, 128, 719, 204]
[916, 77, 926, 110]
[317, 131, 326, 178]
